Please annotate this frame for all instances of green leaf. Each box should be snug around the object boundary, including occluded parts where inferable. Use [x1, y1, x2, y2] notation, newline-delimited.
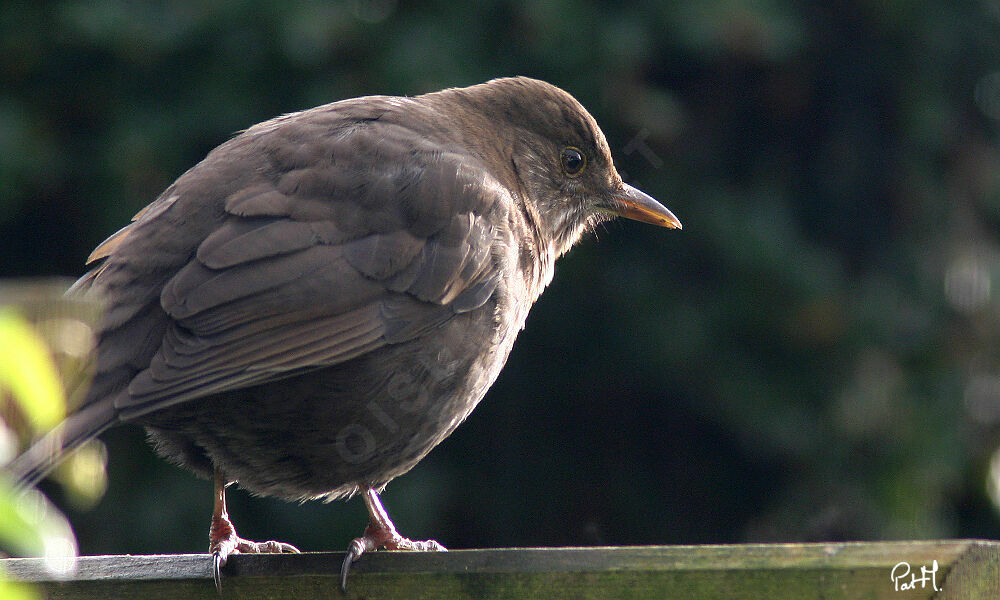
[0, 309, 66, 433]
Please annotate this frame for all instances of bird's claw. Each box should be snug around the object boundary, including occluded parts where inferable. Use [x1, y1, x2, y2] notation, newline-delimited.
[211, 536, 300, 593]
[340, 537, 370, 592]
[213, 550, 224, 594]
[339, 533, 446, 592]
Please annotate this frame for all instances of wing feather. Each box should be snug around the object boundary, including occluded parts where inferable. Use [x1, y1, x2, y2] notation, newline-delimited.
[76, 98, 510, 422]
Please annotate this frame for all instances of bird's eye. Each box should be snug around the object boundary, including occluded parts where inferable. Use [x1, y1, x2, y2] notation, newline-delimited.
[560, 146, 586, 177]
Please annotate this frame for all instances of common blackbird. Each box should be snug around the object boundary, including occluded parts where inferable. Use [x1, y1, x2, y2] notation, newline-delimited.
[12, 77, 680, 590]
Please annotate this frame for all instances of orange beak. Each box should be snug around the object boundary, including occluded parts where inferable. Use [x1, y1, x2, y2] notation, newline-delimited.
[602, 184, 682, 229]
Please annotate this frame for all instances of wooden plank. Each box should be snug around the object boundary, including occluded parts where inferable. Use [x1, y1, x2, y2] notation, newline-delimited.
[3, 540, 998, 599]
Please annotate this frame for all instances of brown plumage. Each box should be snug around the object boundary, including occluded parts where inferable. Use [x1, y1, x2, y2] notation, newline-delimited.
[11, 77, 680, 590]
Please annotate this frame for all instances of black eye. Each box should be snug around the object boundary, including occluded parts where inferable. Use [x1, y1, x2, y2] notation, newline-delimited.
[560, 146, 586, 177]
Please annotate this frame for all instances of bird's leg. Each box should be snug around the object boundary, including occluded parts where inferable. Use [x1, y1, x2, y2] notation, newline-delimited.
[340, 488, 446, 591]
[209, 469, 300, 592]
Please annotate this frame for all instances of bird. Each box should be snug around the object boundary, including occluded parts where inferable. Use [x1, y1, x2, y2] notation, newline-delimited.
[10, 76, 681, 591]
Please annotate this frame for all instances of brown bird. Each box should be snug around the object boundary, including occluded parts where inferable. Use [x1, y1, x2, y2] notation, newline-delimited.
[11, 77, 680, 590]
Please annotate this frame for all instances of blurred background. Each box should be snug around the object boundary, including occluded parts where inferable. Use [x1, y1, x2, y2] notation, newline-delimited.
[2, 0, 1000, 556]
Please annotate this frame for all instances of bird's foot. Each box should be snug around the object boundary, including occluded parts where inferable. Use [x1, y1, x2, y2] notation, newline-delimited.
[210, 515, 300, 593]
[340, 488, 446, 591]
[340, 524, 446, 591]
[209, 470, 299, 593]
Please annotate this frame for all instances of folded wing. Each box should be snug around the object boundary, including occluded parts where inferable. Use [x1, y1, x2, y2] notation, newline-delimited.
[74, 103, 508, 421]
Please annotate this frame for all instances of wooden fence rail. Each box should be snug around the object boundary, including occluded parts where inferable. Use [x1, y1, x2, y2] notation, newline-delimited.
[4, 540, 998, 599]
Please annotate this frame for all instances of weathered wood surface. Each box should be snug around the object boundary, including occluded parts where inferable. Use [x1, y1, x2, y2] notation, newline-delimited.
[4, 540, 998, 599]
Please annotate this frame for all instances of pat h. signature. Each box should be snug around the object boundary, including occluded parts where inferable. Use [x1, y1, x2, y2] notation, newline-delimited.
[891, 560, 940, 592]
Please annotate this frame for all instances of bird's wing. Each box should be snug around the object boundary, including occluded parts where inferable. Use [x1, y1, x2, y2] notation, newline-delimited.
[76, 105, 508, 421]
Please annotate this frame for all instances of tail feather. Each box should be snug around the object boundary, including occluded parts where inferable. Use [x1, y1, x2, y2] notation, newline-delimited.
[9, 399, 118, 491]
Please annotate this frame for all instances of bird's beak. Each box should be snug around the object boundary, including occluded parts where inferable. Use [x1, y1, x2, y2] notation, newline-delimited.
[601, 184, 682, 229]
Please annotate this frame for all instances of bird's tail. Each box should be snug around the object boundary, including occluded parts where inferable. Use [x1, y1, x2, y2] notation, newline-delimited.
[8, 398, 117, 491]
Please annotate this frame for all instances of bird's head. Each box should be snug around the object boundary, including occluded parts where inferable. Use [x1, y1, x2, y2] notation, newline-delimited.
[433, 77, 681, 258]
